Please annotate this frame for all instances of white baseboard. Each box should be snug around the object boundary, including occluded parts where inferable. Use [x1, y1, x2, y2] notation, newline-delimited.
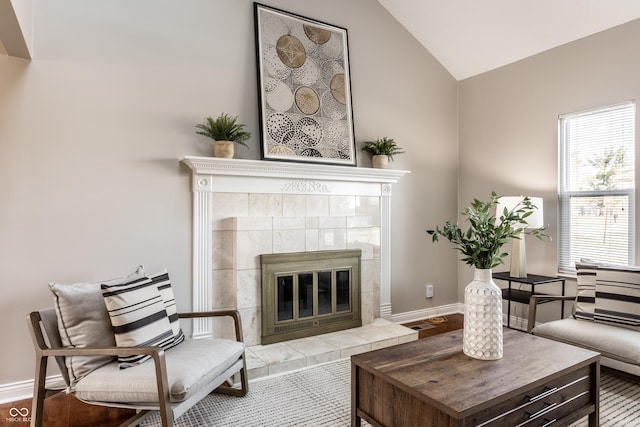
[0, 379, 35, 404]
[0, 375, 63, 404]
[391, 303, 464, 324]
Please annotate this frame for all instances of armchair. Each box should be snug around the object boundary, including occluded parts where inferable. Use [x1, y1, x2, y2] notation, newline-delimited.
[27, 308, 248, 427]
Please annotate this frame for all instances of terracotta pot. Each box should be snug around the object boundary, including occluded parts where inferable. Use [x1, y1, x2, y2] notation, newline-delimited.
[372, 155, 389, 169]
[213, 140, 234, 158]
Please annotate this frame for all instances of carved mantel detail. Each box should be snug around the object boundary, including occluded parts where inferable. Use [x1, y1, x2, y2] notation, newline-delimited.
[281, 180, 330, 193]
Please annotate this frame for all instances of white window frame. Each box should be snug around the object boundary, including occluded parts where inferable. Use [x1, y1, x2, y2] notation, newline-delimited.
[558, 101, 636, 275]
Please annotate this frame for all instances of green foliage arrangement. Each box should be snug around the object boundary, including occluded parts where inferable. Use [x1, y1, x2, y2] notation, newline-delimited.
[195, 113, 251, 148]
[426, 192, 547, 269]
[362, 137, 405, 160]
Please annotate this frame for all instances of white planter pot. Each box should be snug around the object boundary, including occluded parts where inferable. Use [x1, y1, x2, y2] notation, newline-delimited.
[213, 140, 234, 158]
[463, 268, 503, 360]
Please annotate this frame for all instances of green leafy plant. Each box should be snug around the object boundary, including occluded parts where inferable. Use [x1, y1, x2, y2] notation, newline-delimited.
[362, 137, 405, 161]
[426, 192, 548, 269]
[195, 113, 251, 148]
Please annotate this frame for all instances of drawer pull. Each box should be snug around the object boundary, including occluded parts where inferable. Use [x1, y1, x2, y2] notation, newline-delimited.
[541, 419, 557, 427]
[527, 387, 558, 402]
[526, 402, 558, 419]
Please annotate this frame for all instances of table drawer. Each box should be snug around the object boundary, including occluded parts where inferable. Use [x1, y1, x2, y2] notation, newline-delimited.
[474, 365, 594, 426]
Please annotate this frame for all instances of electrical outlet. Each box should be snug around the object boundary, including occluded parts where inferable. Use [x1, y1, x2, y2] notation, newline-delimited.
[425, 283, 434, 298]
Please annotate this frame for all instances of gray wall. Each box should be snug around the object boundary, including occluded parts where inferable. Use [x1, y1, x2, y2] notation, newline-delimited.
[0, 0, 458, 386]
[458, 19, 640, 319]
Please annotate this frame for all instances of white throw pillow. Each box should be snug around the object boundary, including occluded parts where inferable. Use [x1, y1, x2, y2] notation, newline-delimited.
[49, 265, 145, 384]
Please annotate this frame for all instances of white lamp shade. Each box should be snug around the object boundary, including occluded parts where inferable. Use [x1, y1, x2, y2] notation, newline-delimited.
[496, 196, 543, 229]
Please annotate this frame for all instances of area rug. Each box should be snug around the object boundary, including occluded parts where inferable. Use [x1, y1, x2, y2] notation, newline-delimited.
[141, 359, 639, 427]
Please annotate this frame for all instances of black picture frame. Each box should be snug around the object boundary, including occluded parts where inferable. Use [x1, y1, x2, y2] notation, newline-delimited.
[253, 3, 356, 166]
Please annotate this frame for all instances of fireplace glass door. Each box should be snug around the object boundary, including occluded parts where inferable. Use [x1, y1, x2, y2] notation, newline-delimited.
[276, 269, 351, 323]
[261, 250, 361, 344]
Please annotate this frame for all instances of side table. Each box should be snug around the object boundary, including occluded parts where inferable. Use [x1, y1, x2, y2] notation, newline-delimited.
[493, 271, 566, 328]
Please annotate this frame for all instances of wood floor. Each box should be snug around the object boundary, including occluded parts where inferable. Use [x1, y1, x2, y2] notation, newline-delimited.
[0, 314, 463, 427]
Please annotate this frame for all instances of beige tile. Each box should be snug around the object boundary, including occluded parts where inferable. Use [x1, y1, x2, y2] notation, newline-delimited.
[372, 337, 399, 350]
[355, 196, 380, 219]
[349, 324, 398, 342]
[306, 195, 329, 217]
[273, 229, 306, 253]
[212, 269, 235, 309]
[273, 216, 306, 230]
[318, 228, 347, 250]
[319, 216, 347, 229]
[249, 193, 283, 217]
[283, 195, 307, 217]
[234, 216, 273, 231]
[268, 357, 308, 376]
[212, 193, 249, 230]
[318, 331, 370, 350]
[244, 348, 269, 380]
[305, 229, 319, 251]
[212, 230, 234, 269]
[347, 227, 380, 260]
[287, 336, 341, 357]
[236, 268, 260, 310]
[305, 216, 319, 229]
[236, 230, 272, 269]
[329, 195, 356, 216]
[340, 343, 371, 358]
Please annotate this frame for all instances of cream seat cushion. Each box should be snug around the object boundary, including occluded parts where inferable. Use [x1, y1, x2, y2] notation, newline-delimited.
[73, 337, 245, 404]
[533, 318, 640, 366]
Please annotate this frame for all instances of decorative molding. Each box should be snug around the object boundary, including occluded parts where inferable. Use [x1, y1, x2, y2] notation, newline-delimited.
[181, 157, 409, 184]
[281, 180, 330, 193]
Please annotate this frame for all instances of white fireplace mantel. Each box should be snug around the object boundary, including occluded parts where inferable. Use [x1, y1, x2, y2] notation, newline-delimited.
[181, 156, 410, 337]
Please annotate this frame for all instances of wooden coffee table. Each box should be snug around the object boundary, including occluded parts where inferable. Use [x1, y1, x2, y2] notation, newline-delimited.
[351, 328, 600, 426]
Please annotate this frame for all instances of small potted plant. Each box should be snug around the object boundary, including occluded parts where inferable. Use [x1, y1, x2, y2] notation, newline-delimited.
[195, 113, 251, 158]
[362, 137, 404, 168]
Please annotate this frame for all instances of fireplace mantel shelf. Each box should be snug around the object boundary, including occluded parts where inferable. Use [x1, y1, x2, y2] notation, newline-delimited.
[181, 156, 410, 183]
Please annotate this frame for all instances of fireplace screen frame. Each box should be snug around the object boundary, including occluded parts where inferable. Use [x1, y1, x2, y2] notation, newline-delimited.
[261, 249, 362, 345]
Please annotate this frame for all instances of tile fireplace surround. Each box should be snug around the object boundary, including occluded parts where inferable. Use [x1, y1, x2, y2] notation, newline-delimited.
[181, 157, 411, 376]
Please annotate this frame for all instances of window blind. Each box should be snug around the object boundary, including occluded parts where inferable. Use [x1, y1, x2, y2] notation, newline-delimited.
[558, 101, 636, 274]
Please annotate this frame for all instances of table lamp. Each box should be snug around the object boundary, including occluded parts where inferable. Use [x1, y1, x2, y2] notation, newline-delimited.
[497, 196, 544, 278]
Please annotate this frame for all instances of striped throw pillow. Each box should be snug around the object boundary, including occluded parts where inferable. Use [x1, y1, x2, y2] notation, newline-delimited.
[593, 267, 640, 331]
[149, 269, 185, 348]
[101, 276, 174, 368]
[574, 261, 598, 321]
[49, 265, 145, 383]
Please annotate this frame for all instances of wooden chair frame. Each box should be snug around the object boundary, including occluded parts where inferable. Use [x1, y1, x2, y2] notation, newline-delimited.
[527, 295, 577, 333]
[27, 309, 248, 427]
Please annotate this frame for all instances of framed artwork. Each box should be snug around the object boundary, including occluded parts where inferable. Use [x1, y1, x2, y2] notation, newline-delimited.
[254, 3, 356, 166]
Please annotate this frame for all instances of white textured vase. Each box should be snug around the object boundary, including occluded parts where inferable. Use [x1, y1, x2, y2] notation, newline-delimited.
[463, 268, 503, 360]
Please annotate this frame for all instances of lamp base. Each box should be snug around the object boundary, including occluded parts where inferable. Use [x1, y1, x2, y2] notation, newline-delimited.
[510, 235, 527, 278]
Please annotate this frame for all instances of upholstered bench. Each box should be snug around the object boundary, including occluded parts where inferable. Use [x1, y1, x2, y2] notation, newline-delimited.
[528, 260, 640, 376]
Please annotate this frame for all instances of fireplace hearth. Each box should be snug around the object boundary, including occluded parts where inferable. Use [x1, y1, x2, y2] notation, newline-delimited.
[261, 250, 362, 344]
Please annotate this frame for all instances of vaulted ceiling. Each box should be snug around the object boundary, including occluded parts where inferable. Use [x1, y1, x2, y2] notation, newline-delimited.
[4, 1, 640, 81]
[377, 0, 640, 80]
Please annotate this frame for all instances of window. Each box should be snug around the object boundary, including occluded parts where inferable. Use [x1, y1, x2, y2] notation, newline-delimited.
[558, 101, 636, 274]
